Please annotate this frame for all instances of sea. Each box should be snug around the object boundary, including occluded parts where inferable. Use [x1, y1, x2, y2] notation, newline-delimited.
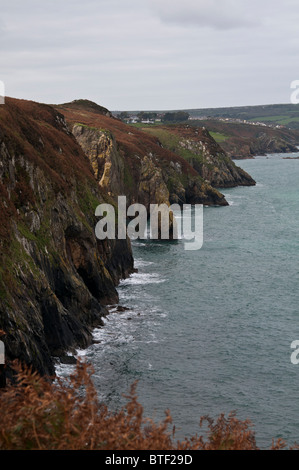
[57, 153, 299, 449]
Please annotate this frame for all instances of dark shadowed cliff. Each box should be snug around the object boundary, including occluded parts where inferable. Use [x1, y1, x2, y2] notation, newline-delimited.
[0, 98, 134, 375]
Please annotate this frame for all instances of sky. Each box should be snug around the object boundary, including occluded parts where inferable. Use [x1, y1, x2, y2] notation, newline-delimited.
[1, 0, 299, 111]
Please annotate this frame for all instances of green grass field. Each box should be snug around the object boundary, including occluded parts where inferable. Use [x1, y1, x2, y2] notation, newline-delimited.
[249, 115, 299, 125]
[209, 131, 229, 142]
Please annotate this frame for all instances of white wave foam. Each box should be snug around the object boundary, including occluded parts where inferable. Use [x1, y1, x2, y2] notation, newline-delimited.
[120, 272, 166, 286]
[133, 258, 154, 268]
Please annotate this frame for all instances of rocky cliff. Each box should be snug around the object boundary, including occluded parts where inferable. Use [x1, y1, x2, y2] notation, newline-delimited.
[141, 125, 256, 188]
[242, 131, 299, 157]
[56, 101, 229, 207]
[0, 98, 258, 377]
[0, 98, 134, 376]
[192, 119, 299, 159]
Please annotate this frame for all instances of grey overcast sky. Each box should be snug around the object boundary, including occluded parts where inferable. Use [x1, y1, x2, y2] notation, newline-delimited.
[1, 0, 299, 110]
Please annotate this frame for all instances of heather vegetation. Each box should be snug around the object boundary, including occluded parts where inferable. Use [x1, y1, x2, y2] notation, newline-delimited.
[0, 360, 293, 450]
[0, 98, 294, 451]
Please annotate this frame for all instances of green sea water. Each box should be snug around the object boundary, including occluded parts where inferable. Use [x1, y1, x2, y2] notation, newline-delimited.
[59, 153, 299, 448]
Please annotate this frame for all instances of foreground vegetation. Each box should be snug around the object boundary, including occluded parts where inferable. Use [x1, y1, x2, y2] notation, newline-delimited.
[0, 361, 294, 450]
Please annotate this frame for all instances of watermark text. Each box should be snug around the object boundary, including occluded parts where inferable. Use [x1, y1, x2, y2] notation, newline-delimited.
[95, 196, 203, 251]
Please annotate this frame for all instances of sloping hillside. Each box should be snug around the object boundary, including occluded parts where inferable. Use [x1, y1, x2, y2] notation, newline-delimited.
[0, 97, 134, 375]
[188, 120, 299, 159]
[56, 100, 250, 206]
[0, 97, 258, 376]
[140, 124, 256, 187]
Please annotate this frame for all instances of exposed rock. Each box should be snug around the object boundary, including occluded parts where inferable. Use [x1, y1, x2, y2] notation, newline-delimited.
[250, 133, 299, 156]
[0, 98, 134, 376]
[0, 97, 258, 378]
[192, 119, 299, 159]
[141, 125, 256, 188]
[56, 101, 229, 208]
[116, 306, 130, 312]
[69, 117, 228, 242]
[59, 355, 77, 365]
[72, 125, 125, 196]
[138, 155, 170, 208]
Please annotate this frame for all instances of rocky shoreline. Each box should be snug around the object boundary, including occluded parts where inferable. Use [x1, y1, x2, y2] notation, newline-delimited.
[0, 97, 257, 378]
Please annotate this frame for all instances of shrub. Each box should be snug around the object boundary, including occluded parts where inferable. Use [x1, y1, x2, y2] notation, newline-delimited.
[0, 361, 291, 450]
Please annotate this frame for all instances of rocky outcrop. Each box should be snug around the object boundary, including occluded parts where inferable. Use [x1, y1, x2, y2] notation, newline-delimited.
[193, 119, 299, 159]
[70, 123, 227, 243]
[0, 98, 260, 377]
[142, 125, 256, 188]
[178, 127, 255, 187]
[72, 125, 126, 197]
[138, 154, 170, 208]
[225, 134, 299, 159]
[0, 98, 134, 376]
[57, 102, 228, 208]
[248, 132, 298, 156]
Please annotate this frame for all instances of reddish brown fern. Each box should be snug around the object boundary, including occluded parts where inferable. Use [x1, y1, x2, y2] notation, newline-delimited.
[0, 360, 290, 450]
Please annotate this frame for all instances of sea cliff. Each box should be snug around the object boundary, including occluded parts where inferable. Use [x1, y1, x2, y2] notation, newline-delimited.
[0, 98, 134, 375]
[0, 97, 257, 376]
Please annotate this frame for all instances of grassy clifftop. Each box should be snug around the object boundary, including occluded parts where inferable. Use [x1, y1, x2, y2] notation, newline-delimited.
[140, 124, 256, 187]
[55, 100, 253, 206]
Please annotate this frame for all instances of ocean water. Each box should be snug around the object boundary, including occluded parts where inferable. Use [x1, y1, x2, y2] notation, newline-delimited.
[57, 153, 299, 448]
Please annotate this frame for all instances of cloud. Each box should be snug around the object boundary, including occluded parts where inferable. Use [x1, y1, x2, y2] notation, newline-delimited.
[148, 0, 263, 29]
[1, 0, 299, 109]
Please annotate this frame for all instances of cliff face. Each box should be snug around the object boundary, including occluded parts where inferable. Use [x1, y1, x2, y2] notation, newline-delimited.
[72, 125, 126, 197]
[245, 132, 299, 157]
[223, 132, 299, 160]
[56, 102, 228, 207]
[0, 98, 258, 377]
[0, 98, 134, 376]
[141, 125, 256, 188]
[193, 119, 299, 159]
